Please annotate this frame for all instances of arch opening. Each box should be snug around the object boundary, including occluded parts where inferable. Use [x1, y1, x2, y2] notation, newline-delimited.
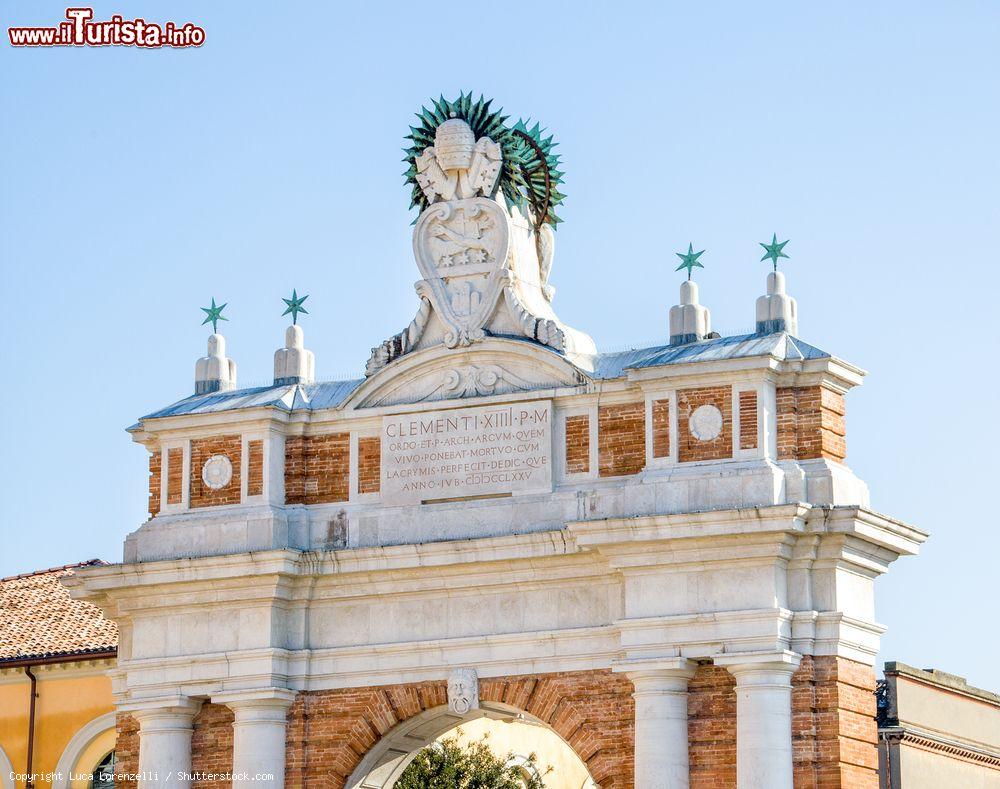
[347, 701, 598, 789]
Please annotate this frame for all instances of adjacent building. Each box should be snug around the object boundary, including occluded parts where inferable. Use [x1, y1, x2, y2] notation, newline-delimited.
[0, 562, 117, 789]
[876, 662, 1000, 788]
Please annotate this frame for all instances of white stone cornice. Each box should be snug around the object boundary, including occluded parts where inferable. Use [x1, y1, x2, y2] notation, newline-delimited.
[211, 686, 297, 707]
[611, 656, 699, 680]
[119, 693, 203, 717]
[568, 503, 811, 548]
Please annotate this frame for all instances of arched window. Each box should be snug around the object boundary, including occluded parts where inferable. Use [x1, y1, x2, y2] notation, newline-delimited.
[90, 751, 115, 789]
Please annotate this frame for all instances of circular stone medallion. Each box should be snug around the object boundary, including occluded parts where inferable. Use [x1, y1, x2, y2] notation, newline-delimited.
[689, 404, 724, 442]
[202, 454, 233, 490]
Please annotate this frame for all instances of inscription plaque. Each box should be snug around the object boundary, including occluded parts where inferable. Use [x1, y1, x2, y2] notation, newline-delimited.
[381, 401, 553, 505]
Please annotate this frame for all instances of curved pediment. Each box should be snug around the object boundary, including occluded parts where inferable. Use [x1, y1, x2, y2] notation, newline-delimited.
[346, 338, 588, 410]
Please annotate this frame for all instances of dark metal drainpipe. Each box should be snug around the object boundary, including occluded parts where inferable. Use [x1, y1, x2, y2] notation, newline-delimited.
[24, 666, 37, 789]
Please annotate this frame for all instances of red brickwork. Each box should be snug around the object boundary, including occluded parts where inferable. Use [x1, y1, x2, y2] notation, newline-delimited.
[191, 703, 236, 789]
[284, 433, 351, 505]
[598, 402, 646, 478]
[357, 436, 381, 494]
[792, 656, 879, 789]
[652, 399, 671, 459]
[688, 665, 737, 788]
[284, 669, 635, 788]
[246, 440, 264, 497]
[777, 386, 847, 462]
[114, 713, 140, 789]
[189, 435, 242, 508]
[166, 447, 184, 505]
[565, 414, 591, 474]
[739, 390, 759, 450]
[677, 386, 733, 463]
[148, 451, 161, 517]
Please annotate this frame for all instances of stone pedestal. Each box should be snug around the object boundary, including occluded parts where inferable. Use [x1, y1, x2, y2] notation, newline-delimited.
[617, 658, 698, 788]
[128, 697, 201, 789]
[716, 652, 801, 789]
[214, 689, 297, 788]
[195, 334, 237, 395]
[755, 271, 798, 335]
[669, 280, 711, 346]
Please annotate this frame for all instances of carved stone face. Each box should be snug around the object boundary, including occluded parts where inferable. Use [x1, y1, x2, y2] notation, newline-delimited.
[434, 119, 475, 171]
[447, 668, 478, 715]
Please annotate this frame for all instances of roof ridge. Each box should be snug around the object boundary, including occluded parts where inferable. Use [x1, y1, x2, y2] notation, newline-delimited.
[1, 558, 108, 583]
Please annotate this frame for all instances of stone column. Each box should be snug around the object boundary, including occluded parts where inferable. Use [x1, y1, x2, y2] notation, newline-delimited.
[615, 657, 697, 788]
[213, 688, 296, 788]
[127, 696, 202, 789]
[715, 652, 801, 789]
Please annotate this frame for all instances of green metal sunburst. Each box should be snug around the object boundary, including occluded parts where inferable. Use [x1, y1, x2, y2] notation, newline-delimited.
[403, 93, 566, 230]
[200, 297, 228, 334]
[282, 289, 309, 324]
[759, 233, 790, 271]
[675, 243, 706, 280]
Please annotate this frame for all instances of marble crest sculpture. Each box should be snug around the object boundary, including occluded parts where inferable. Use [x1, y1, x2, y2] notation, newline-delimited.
[366, 95, 595, 376]
[447, 668, 479, 715]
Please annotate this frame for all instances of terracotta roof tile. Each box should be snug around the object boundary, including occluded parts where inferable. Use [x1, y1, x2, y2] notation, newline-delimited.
[0, 560, 119, 663]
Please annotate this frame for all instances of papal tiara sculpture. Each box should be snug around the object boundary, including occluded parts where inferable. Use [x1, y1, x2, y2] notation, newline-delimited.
[366, 94, 595, 376]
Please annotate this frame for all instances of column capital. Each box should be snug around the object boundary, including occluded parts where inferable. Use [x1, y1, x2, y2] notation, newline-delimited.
[613, 657, 698, 691]
[715, 650, 801, 683]
[212, 687, 297, 720]
[120, 694, 202, 727]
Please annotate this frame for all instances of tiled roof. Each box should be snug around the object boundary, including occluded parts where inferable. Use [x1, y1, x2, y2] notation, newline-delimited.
[0, 560, 118, 663]
[137, 331, 832, 421]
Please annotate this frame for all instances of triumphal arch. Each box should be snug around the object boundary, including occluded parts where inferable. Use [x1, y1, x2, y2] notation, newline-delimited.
[69, 94, 926, 788]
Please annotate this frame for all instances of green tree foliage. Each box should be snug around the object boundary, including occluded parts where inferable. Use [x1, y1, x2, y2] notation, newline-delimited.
[395, 735, 547, 789]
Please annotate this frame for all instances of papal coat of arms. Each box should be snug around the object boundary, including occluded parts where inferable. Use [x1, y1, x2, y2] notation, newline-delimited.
[367, 94, 594, 375]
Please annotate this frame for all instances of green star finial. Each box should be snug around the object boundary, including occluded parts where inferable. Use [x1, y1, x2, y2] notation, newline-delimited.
[200, 297, 228, 334]
[675, 243, 706, 280]
[759, 233, 790, 271]
[282, 289, 309, 325]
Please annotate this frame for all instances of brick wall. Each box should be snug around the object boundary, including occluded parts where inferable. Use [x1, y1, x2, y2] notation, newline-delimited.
[285, 433, 351, 505]
[357, 436, 381, 494]
[739, 390, 759, 450]
[792, 656, 878, 788]
[246, 440, 264, 497]
[777, 386, 847, 462]
[689, 665, 737, 787]
[115, 713, 139, 789]
[191, 703, 235, 789]
[677, 386, 733, 463]
[598, 402, 645, 478]
[285, 669, 635, 788]
[148, 451, 161, 517]
[565, 414, 591, 474]
[190, 435, 242, 508]
[652, 399, 671, 459]
[166, 447, 184, 505]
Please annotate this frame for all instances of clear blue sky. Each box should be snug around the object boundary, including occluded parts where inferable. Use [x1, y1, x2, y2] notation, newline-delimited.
[2, 2, 998, 689]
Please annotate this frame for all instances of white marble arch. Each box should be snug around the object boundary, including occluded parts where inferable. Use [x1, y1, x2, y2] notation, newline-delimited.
[347, 337, 588, 409]
[51, 711, 117, 789]
[346, 701, 595, 789]
[0, 744, 14, 789]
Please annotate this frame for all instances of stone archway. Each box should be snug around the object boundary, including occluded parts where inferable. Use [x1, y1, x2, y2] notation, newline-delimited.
[283, 670, 635, 788]
[346, 701, 594, 788]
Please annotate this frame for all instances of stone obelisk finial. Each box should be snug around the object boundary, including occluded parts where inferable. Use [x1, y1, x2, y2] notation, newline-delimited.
[756, 234, 798, 335]
[669, 243, 712, 346]
[195, 298, 237, 394]
[274, 290, 315, 386]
